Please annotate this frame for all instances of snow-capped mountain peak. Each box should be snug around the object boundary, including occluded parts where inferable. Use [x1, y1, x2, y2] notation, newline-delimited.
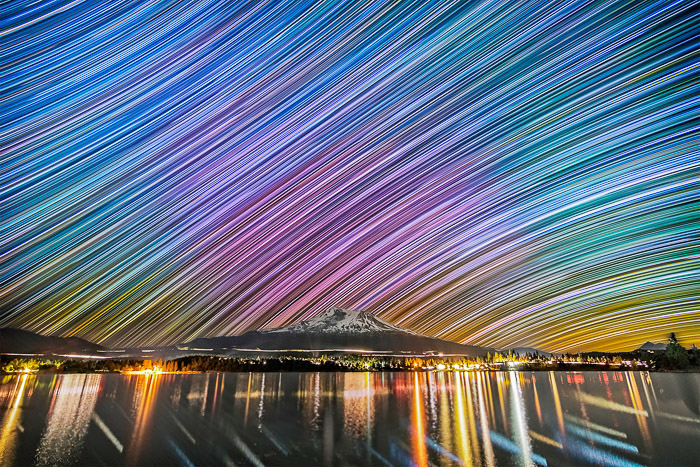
[183, 306, 489, 356]
[265, 307, 419, 335]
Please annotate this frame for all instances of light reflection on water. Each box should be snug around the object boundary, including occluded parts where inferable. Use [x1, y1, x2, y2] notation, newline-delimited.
[34, 374, 101, 466]
[0, 371, 698, 465]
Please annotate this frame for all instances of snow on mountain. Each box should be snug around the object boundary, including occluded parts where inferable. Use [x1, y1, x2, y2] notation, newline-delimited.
[264, 307, 421, 335]
[0, 308, 492, 357]
[184, 306, 491, 356]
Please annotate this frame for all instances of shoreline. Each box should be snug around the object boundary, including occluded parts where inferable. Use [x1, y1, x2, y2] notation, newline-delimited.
[4, 367, 699, 376]
[4, 350, 698, 374]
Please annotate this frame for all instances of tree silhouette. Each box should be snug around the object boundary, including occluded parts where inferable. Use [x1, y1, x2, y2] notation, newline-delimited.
[656, 332, 689, 370]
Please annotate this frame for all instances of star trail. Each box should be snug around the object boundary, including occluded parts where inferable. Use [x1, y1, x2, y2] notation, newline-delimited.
[1, 0, 698, 351]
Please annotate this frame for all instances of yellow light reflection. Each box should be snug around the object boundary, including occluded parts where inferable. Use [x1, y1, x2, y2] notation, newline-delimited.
[464, 374, 481, 466]
[126, 373, 161, 465]
[548, 372, 566, 440]
[625, 373, 652, 447]
[532, 378, 543, 426]
[0, 374, 31, 465]
[528, 430, 562, 449]
[485, 373, 496, 427]
[438, 373, 454, 459]
[495, 373, 508, 431]
[244, 372, 252, 425]
[454, 371, 472, 466]
[343, 373, 374, 439]
[412, 372, 429, 467]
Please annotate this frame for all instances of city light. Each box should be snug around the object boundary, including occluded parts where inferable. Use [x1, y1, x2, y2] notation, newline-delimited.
[122, 366, 164, 375]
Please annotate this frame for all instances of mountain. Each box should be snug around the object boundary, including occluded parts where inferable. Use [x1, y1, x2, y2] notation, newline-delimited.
[1, 308, 492, 358]
[637, 341, 667, 351]
[185, 307, 491, 356]
[0, 327, 105, 355]
[266, 307, 422, 335]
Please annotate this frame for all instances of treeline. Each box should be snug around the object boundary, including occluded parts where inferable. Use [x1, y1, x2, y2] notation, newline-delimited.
[1, 358, 62, 373]
[647, 333, 699, 370]
[0, 355, 404, 374]
[2, 352, 697, 374]
[577, 333, 700, 371]
[2, 334, 697, 374]
[117, 356, 390, 372]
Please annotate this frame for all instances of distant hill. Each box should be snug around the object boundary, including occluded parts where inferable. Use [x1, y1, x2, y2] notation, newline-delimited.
[637, 341, 667, 351]
[0, 328, 104, 355]
[186, 307, 492, 357]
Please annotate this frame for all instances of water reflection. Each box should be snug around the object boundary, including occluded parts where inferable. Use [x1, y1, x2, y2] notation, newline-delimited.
[0, 374, 32, 465]
[34, 374, 101, 466]
[126, 374, 161, 464]
[343, 372, 374, 439]
[0, 371, 698, 465]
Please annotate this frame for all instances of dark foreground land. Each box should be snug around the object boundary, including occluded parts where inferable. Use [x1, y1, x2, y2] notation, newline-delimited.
[3, 332, 698, 374]
[2, 343, 699, 375]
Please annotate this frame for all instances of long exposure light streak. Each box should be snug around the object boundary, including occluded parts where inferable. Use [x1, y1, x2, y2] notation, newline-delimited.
[0, 0, 698, 351]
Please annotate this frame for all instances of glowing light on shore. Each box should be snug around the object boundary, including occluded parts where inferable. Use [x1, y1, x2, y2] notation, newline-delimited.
[122, 366, 164, 375]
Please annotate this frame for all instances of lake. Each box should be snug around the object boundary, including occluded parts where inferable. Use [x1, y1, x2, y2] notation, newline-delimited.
[1, 371, 698, 466]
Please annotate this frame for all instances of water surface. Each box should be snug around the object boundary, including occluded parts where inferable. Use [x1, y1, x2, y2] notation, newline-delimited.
[1, 371, 698, 465]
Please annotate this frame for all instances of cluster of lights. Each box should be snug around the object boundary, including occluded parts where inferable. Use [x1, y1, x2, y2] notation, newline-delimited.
[414, 363, 489, 372]
[407, 358, 650, 372]
[122, 365, 164, 375]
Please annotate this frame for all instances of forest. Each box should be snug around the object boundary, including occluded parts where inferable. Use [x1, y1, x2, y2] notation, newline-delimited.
[3, 334, 698, 375]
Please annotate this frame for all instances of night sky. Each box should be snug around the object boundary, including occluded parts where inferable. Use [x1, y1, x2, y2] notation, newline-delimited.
[1, 0, 698, 352]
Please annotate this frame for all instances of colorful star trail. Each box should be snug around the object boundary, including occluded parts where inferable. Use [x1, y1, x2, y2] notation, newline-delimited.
[1, 0, 698, 351]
